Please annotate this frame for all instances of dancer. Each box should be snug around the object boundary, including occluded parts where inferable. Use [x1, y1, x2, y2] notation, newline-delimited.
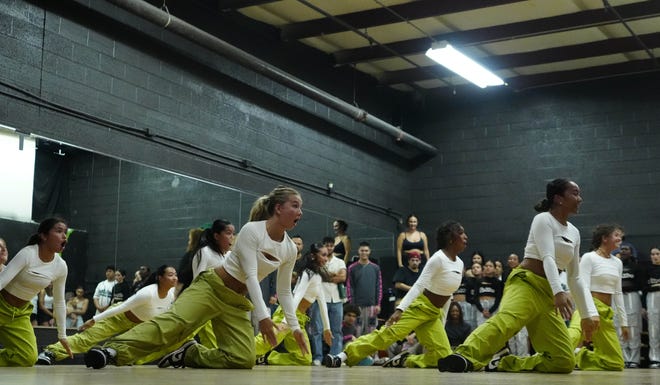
[567, 224, 627, 370]
[438, 178, 599, 373]
[324, 220, 467, 368]
[255, 243, 332, 365]
[0, 217, 70, 366]
[84, 186, 305, 369]
[37, 265, 177, 365]
[178, 220, 235, 348]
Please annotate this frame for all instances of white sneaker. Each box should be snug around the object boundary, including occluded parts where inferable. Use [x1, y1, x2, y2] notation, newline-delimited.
[158, 340, 197, 368]
[312, 359, 322, 366]
[485, 347, 510, 372]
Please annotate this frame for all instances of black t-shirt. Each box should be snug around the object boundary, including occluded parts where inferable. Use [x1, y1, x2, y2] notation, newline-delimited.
[392, 266, 421, 299]
[111, 281, 132, 304]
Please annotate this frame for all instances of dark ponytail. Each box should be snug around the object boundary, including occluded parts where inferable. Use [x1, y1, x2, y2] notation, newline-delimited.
[295, 243, 330, 282]
[141, 264, 173, 288]
[534, 178, 571, 212]
[27, 217, 67, 246]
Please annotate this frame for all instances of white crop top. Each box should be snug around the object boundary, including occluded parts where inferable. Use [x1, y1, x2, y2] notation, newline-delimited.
[580, 251, 627, 326]
[0, 244, 68, 338]
[524, 212, 597, 318]
[397, 249, 463, 312]
[93, 283, 175, 323]
[223, 221, 299, 331]
[192, 246, 226, 279]
[290, 270, 330, 331]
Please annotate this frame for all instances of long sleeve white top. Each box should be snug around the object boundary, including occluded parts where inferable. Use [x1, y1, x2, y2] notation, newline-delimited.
[397, 249, 463, 314]
[93, 283, 175, 323]
[523, 212, 597, 318]
[192, 245, 226, 279]
[292, 270, 330, 331]
[0, 244, 68, 338]
[223, 221, 300, 331]
[580, 251, 627, 326]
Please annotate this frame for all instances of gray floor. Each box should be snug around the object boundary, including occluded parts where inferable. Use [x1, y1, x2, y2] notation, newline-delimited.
[5, 365, 658, 385]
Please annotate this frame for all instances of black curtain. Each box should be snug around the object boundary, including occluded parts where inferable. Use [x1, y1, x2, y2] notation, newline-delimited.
[32, 143, 70, 221]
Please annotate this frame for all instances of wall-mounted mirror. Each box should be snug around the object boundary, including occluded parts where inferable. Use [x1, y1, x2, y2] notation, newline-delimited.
[0, 125, 395, 301]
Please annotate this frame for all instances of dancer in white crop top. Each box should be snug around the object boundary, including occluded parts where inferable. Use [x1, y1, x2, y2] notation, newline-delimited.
[38, 265, 178, 365]
[568, 224, 628, 370]
[0, 217, 70, 366]
[324, 221, 467, 368]
[255, 242, 332, 365]
[441, 178, 599, 374]
[86, 186, 305, 370]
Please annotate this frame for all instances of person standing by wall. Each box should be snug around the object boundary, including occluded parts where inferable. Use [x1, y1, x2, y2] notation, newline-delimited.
[346, 241, 382, 337]
[66, 285, 88, 329]
[93, 266, 116, 315]
[309, 236, 346, 366]
[396, 214, 431, 268]
[617, 242, 645, 368]
[644, 246, 660, 368]
[333, 219, 352, 265]
[111, 269, 132, 305]
[392, 252, 422, 306]
[472, 260, 503, 326]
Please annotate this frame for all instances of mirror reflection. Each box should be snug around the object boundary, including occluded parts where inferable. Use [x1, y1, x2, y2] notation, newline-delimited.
[0, 127, 395, 317]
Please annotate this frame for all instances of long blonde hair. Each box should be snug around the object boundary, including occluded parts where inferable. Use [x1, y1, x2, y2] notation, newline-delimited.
[249, 186, 300, 221]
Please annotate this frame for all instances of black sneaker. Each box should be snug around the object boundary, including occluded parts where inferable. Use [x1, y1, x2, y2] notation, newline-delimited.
[158, 340, 197, 368]
[84, 347, 116, 369]
[322, 354, 342, 368]
[36, 351, 55, 365]
[382, 351, 409, 368]
[485, 348, 510, 372]
[255, 351, 271, 365]
[437, 353, 473, 373]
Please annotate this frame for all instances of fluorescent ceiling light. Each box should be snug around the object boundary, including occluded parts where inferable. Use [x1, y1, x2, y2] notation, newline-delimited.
[425, 42, 505, 88]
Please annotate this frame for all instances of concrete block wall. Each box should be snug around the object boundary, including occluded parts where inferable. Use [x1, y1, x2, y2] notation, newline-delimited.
[0, 1, 405, 282]
[410, 76, 660, 263]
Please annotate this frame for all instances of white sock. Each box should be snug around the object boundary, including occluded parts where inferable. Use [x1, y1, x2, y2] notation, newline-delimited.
[338, 352, 347, 362]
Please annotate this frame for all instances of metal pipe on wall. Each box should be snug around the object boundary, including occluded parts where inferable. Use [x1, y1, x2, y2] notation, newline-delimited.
[103, 0, 438, 157]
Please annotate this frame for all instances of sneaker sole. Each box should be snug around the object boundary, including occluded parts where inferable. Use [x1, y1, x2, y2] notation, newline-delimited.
[322, 355, 341, 368]
[437, 354, 471, 373]
[158, 341, 196, 368]
[383, 352, 409, 368]
[85, 349, 107, 369]
[36, 359, 52, 365]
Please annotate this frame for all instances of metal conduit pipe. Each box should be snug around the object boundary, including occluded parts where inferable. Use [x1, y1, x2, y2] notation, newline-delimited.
[104, 0, 438, 156]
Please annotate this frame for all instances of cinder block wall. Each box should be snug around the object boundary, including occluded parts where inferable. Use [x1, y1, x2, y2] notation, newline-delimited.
[409, 77, 660, 263]
[0, 1, 409, 282]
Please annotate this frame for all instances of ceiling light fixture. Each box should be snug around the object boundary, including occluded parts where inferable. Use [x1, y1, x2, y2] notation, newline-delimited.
[425, 41, 505, 89]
